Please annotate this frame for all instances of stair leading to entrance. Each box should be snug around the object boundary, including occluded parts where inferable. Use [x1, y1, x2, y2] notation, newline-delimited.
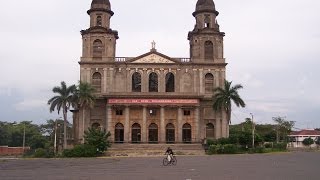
[105, 143, 205, 157]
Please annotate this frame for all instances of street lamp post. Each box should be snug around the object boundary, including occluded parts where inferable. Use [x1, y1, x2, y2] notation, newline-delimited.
[250, 113, 255, 148]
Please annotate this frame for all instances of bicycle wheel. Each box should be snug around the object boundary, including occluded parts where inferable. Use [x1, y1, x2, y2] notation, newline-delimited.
[163, 157, 169, 166]
[171, 156, 177, 165]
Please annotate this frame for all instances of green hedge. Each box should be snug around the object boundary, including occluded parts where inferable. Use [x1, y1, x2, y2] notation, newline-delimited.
[207, 144, 239, 154]
[62, 144, 97, 157]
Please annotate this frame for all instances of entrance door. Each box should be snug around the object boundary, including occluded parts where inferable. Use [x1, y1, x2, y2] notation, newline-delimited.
[166, 123, 175, 143]
[131, 123, 141, 143]
[115, 123, 124, 143]
[206, 123, 215, 140]
[148, 123, 158, 143]
[182, 123, 192, 143]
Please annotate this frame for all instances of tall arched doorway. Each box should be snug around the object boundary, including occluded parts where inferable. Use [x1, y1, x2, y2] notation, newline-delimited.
[115, 123, 124, 143]
[182, 123, 192, 143]
[166, 123, 175, 144]
[148, 123, 158, 143]
[131, 123, 141, 143]
[206, 123, 215, 140]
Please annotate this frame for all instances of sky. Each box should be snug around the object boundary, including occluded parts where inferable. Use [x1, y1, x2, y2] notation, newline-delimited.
[0, 0, 319, 129]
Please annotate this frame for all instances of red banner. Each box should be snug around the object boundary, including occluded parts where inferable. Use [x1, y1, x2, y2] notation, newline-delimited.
[108, 99, 199, 104]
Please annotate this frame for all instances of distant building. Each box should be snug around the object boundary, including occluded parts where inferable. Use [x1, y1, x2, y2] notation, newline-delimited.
[288, 129, 320, 148]
[73, 0, 229, 144]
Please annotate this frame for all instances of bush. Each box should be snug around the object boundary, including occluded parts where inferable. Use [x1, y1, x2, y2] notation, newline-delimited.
[207, 144, 220, 155]
[302, 138, 314, 146]
[221, 144, 238, 154]
[217, 138, 231, 145]
[84, 128, 111, 154]
[254, 147, 266, 153]
[33, 148, 50, 158]
[273, 143, 287, 150]
[62, 144, 97, 157]
[264, 143, 273, 148]
[206, 139, 218, 146]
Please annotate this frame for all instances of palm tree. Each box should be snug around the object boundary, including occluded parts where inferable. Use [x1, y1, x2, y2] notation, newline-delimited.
[73, 81, 96, 143]
[48, 81, 76, 149]
[212, 80, 246, 124]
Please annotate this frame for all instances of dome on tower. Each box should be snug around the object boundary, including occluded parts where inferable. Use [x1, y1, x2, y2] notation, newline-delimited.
[193, 0, 218, 16]
[90, 0, 111, 10]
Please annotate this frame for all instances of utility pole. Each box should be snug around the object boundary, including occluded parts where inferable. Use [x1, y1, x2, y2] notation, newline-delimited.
[250, 113, 255, 148]
[22, 122, 25, 152]
[54, 119, 57, 155]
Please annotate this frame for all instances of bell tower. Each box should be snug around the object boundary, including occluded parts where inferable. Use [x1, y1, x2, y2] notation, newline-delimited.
[81, 0, 119, 62]
[188, 0, 225, 63]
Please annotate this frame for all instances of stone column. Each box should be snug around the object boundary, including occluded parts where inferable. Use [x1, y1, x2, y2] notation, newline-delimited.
[177, 107, 183, 143]
[103, 68, 107, 93]
[142, 106, 147, 143]
[215, 69, 220, 88]
[160, 69, 165, 92]
[142, 69, 148, 92]
[199, 69, 204, 94]
[109, 68, 114, 92]
[124, 106, 130, 143]
[215, 113, 221, 139]
[194, 107, 200, 143]
[221, 110, 227, 138]
[86, 68, 91, 83]
[106, 105, 113, 142]
[160, 106, 165, 143]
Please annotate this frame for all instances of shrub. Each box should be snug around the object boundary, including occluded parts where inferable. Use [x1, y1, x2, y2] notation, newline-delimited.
[264, 143, 273, 148]
[254, 147, 266, 153]
[302, 138, 314, 146]
[206, 139, 218, 146]
[84, 128, 111, 154]
[273, 143, 287, 150]
[62, 144, 97, 157]
[33, 148, 48, 158]
[217, 138, 231, 145]
[207, 144, 219, 155]
[221, 144, 238, 154]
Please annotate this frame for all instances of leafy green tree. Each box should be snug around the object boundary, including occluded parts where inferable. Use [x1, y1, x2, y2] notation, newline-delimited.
[212, 80, 246, 124]
[272, 117, 295, 143]
[73, 81, 96, 143]
[302, 137, 314, 147]
[48, 81, 76, 149]
[84, 128, 111, 154]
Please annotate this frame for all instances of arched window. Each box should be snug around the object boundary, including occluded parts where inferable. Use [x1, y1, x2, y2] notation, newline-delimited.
[205, 73, 214, 94]
[131, 123, 141, 143]
[165, 73, 175, 92]
[206, 123, 215, 139]
[93, 39, 103, 58]
[92, 72, 101, 93]
[115, 123, 124, 143]
[92, 123, 100, 129]
[204, 41, 214, 60]
[132, 72, 141, 92]
[204, 14, 210, 28]
[148, 123, 158, 143]
[149, 72, 158, 92]
[96, 16, 102, 26]
[182, 123, 192, 143]
[166, 123, 175, 143]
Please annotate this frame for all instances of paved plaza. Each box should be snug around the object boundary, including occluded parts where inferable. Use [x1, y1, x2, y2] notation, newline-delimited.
[0, 152, 319, 180]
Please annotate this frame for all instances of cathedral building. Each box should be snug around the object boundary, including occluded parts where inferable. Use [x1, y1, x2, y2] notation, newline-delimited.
[74, 0, 228, 144]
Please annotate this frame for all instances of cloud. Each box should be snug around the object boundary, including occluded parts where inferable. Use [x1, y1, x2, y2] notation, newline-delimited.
[14, 99, 47, 111]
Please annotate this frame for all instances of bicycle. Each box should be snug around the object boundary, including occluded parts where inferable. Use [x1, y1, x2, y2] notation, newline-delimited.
[163, 155, 177, 166]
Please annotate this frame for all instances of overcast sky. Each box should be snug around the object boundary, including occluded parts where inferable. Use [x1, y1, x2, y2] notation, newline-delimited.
[0, 0, 319, 129]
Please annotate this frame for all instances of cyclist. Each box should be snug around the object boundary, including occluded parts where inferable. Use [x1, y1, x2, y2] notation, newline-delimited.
[165, 147, 174, 162]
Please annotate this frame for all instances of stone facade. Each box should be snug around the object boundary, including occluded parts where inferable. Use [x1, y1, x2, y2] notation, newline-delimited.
[74, 0, 228, 144]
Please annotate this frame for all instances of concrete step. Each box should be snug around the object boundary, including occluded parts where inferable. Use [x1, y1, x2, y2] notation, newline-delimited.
[106, 143, 205, 157]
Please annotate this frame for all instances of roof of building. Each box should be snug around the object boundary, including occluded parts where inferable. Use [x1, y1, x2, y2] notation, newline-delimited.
[289, 130, 320, 136]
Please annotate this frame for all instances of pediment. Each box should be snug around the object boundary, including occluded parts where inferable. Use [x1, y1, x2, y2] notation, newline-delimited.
[130, 53, 176, 64]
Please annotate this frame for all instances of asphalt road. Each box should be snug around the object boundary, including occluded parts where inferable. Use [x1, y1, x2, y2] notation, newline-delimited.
[0, 152, 319, 180]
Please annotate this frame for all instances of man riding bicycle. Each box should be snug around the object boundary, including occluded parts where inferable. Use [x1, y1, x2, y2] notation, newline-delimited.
[165, 147, 174, 162]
